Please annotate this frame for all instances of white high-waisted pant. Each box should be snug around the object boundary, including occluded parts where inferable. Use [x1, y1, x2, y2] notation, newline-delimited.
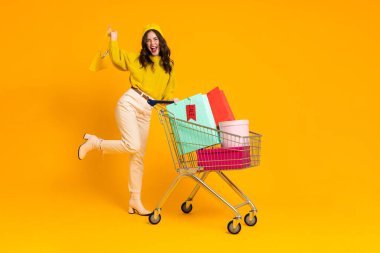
[100, 88, 152, 193]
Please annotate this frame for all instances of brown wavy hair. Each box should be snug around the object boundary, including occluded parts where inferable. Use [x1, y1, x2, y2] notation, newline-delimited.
[139, 29, 173, 74]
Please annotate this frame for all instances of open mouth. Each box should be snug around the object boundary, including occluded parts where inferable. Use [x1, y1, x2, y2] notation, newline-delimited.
[150, 46, 158, 54]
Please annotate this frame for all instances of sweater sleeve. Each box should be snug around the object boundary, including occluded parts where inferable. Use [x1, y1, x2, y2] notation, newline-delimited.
[109, 40, 131, 71]
[162, 70, 176, 100]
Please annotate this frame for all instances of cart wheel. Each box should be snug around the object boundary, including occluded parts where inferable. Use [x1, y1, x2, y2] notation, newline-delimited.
[149, 212, 161, 225]
[227, 220, 241, 234]
[244, 213, 258, 226]
[181, 202, 193, 214]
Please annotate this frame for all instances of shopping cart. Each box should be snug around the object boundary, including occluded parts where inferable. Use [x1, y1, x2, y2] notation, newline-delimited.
[147, 99, 262, 234]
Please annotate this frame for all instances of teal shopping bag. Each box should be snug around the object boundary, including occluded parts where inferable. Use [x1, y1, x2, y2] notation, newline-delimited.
[166, 94, 220, 155]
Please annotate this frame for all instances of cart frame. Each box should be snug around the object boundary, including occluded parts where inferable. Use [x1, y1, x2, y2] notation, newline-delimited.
[148, 105, 262, 234]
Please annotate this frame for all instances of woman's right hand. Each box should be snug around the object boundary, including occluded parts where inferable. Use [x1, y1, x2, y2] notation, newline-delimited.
[107, 26, 118, 41]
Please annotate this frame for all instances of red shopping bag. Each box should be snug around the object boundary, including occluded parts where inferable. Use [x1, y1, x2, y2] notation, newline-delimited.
[207, 87, 235, 127]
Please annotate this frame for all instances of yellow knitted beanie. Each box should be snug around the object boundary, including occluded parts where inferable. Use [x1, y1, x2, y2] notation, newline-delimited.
[143, 24, 163, 36]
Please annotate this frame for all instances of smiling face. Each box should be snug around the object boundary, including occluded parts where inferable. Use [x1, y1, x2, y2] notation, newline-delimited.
[146, 31, 160, 56]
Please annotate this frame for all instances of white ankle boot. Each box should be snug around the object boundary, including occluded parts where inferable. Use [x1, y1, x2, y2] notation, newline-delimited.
[78, 134, 102, 160]
[128, 192, 151, 216]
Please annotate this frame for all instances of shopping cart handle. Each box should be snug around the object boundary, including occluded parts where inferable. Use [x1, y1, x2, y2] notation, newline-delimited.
[147, 99, 174, 106]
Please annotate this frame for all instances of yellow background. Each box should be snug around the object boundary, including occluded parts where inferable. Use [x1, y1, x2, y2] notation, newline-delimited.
[1, 0, 379, 252]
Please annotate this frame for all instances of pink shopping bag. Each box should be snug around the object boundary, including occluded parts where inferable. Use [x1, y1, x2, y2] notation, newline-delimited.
[196, 146, 251, 170]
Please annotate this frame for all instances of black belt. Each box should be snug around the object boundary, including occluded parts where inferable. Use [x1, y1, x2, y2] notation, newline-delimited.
[132, 87, 150, 100]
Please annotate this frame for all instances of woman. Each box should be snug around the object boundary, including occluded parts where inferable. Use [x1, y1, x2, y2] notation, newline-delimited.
[78, 24, 176, 216]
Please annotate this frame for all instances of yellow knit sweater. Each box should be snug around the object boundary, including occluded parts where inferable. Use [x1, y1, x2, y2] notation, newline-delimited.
[109, 40, 175, 100]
